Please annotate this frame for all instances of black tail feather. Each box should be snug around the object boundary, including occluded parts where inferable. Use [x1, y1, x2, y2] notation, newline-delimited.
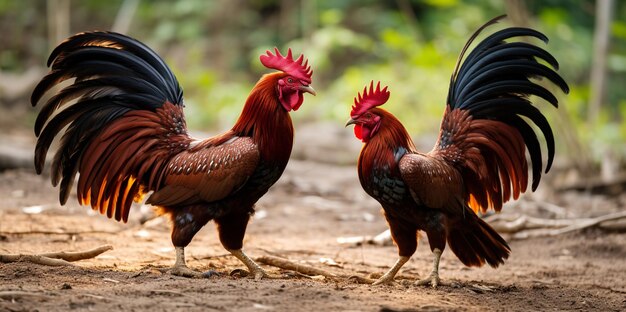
[31, 31, 182, 204]
[447, 212, 510, 268]
[446, 17, 569, 193]
[47, 31, 180, 101]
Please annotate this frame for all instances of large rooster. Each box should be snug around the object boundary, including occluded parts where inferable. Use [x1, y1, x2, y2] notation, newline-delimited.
[346, 16, 568, 286]
[31, 32, 315, 278]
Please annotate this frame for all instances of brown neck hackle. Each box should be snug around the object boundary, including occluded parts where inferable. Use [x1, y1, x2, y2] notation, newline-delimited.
[232, 72, 294, 165]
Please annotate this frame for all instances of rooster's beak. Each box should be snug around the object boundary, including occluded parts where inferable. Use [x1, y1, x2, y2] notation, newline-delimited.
[299, 85, 316, 96]
[345, 118, 357, 127]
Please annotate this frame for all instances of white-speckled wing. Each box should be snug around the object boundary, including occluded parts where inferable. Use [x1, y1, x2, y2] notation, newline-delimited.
[146, 136, 260, 206]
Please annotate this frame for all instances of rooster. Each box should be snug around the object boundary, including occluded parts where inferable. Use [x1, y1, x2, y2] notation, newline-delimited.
[346, 16, 568, 287]
[31, 32, 315, 278]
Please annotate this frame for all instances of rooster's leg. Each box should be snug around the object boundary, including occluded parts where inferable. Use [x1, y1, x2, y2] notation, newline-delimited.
[228, 249, 267, 280]
[372, 256, 410, 285]
[415, 248, 442, 287]
[216, 210, 269, 280]
[167, 246, 204, 278]
[373, 213, 418, 285]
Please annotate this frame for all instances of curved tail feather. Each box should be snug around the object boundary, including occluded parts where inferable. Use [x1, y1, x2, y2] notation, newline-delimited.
[31, 31, 187, 222]
[432, 17, 569, 213]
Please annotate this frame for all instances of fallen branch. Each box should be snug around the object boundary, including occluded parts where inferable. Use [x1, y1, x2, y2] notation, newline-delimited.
[0, 291, 49, 300]
[40, 245, 113, 261]
[484, 213, 590, 230]
[0, 230, 119, 236]
[0, 245, 113, 266]
[0, 254, 73, 266]
[485, 211, 626, 239]
[558, 172, 626, 195]
[511, 211, 626, 239]
[256, 255, 337, 278]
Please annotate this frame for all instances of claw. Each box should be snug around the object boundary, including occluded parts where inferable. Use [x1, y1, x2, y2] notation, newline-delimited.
[415, 248, 444, 288]
[415, 272, 440, 288]
[372, 275, 396, 286]
[167, 265, 203, 278]
[348, 275, 375, 284]
[230, 268, 282, 280]
[167, 246, 205, 278]
[371, 256, 410, 286]
[253, 269, 266, 281]
[228, 249, 273, 280]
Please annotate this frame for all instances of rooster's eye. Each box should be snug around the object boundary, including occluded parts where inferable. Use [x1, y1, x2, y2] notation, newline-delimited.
[287, 78, 294, 83]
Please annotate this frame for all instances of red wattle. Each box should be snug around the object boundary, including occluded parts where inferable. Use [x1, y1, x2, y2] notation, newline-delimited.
[354, 124, 364, 141]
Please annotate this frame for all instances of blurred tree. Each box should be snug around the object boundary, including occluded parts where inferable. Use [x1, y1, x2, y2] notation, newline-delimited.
[588, 0, 613, 124]
[0, 0, 624, 174]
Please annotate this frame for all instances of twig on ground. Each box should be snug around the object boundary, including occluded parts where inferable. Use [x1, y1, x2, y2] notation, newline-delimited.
[0, 291, 49, 300]
[82, 294, 107, 300]
[587, 284, 626, 294]
[256, 255, 338, 278]
[0, 230, 119, 236]
[485, 211, 626, 239]
[151, 289, 189, 297]
[533, 201, 568, 218]
[40, 245, 113, 261]
[0, 254, 73, 266]
[511, 211, 626, 239]
[0, 245, 113, 266]
[255, 247, 319, 257]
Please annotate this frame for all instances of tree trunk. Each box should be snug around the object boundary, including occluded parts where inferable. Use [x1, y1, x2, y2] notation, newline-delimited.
[47, 0, 70, 50]
[112, 0, 140, 34]
[588, 0, 614, 124]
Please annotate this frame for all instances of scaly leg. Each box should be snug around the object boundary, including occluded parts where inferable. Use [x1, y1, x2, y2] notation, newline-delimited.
[167, 247, 203, 277]
[228, 249, 267, 280]
[372, 256, 410, 285]
[415, 248, 442, 287]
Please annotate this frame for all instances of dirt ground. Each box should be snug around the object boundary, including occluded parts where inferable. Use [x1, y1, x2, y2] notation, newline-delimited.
[1, 123, 625, 312]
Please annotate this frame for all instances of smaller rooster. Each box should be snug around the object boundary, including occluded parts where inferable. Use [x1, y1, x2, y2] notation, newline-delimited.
[346, 16, 568, 286]
[31, 32, 315, 278]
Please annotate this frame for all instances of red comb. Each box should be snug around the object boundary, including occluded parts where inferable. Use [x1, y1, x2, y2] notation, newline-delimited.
[260, 48, 312, 84]
[351, 81, 390, 118]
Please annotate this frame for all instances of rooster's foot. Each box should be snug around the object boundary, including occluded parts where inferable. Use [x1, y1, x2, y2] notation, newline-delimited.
[415, 248, 444, 287]
[249, 267, 268, 280]
[347, 275, 376, 284]
[230, 267, 280, 280]
[167, 265, 203, 278]
[372, 275, 396, 286]
[371, 256, 410, 286]
[414, 272, 441, 288]
[167, 246, 220, 278]
[228, 249, 274, 280]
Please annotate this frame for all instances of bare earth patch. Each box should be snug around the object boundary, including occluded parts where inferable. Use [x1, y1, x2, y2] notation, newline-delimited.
[1, 153, 625, 311]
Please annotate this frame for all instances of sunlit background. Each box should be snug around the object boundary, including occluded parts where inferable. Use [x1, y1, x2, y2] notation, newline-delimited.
[1, 0, 625, 179]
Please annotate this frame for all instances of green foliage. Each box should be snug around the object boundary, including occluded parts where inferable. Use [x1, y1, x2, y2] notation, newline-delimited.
[1, 0, 624, 166]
